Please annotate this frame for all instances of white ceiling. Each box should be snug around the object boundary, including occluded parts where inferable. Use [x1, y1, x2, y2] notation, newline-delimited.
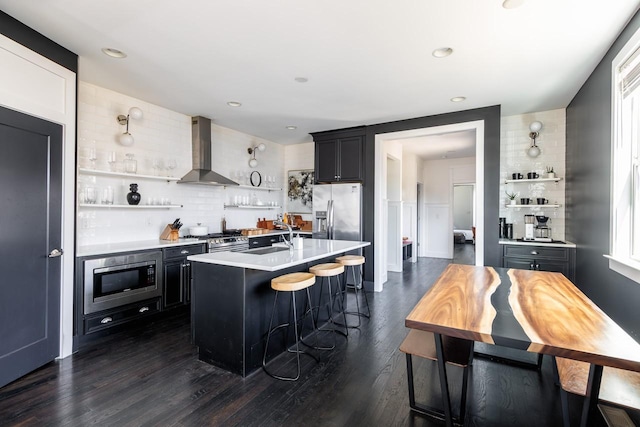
[392, 130, 477, 161]
[1, 0, 639, 148]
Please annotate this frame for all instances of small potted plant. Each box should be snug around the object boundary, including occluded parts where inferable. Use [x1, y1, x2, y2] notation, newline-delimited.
[546, 166, 555, 178]
[505, 190, 518, 205]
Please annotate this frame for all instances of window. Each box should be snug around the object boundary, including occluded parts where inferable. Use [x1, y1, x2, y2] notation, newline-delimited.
[609, 27, 640, 283]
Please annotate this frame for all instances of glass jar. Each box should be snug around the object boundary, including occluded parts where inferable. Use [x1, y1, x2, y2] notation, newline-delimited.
[124, 153, 137, 174]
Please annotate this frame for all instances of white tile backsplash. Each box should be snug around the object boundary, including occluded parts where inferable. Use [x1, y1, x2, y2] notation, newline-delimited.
[76, 82, 313, 247]
[500, 109, 566, 240]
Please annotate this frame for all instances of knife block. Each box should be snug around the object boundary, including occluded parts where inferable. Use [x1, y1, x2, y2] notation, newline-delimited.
[160, 224, 179, 241]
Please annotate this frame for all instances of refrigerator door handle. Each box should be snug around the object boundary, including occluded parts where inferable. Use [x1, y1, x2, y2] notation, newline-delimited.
[327, 199, 334, 239]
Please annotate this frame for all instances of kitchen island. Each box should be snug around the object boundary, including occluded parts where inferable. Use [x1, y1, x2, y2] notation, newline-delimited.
[188, 239, 370, 376]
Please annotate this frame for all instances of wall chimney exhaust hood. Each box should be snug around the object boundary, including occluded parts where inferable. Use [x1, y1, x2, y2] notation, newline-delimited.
[177, 116, 238, 186]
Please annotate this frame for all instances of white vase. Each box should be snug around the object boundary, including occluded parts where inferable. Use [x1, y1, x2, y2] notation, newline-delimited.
[510, 199, 516, 205]
[547, 172, 556, 178]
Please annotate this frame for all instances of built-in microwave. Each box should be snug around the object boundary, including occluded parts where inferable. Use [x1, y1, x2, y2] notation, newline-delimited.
[83, 251, 162, 314]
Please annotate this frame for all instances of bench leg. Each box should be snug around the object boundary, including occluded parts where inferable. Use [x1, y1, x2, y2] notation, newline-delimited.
[580, 364, 603, 427]
[551, 356, 571, 427]
[405, 352, 467, 425]
[435, 333, 454, 427]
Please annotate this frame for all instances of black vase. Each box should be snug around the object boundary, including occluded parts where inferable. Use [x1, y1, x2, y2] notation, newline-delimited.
[127, 183, 141, 205]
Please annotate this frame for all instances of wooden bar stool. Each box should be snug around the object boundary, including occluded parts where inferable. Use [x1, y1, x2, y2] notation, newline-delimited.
[262, 272, 318, 381]
[400, 329, 474, 424]
[336, 255, 370, 328]
[308, 263, 348, 347]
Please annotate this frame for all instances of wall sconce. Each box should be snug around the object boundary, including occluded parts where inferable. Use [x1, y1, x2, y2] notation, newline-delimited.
[116, 107, 143, 146]
[247, 142, 266, 168]
[527, 121, 542, 158]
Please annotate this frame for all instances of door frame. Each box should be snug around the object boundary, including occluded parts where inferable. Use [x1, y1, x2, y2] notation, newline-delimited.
[0, 33, 77, 358]
[374, 120, 485, 290]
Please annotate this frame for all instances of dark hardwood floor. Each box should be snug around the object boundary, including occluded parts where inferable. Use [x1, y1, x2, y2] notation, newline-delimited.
[1, 257, 636, 426]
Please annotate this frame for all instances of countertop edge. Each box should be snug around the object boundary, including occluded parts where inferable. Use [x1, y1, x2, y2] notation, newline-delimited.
[76, 231, 313, 257]
[188, 240, 370, 271]
[77, 239, 204, 257]
[499, 239, 576, 248]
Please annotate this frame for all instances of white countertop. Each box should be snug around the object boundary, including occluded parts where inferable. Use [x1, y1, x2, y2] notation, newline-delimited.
[77, 238, 205, 257]
[76, 230, 312, 257]
[188, 239, 370, 272]
[499, 238, 576, 248]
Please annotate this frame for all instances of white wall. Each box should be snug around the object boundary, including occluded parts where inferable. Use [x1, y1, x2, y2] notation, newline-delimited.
[421, 156, 475, 258]
[77, 82, 289, 246]
[499, 109, 566, 240]
[284, 142, 314, 221]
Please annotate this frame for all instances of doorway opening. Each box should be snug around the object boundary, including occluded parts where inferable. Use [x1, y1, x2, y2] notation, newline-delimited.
[373, 120, 485, 291]
[453, 184, 476, 265]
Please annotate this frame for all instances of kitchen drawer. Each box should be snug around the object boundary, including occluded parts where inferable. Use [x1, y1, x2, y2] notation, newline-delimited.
[502, 258, 571, 277]
[84, 298, 161, 334]
[163, 244, 206, 260]
[503, 244, 570, 261]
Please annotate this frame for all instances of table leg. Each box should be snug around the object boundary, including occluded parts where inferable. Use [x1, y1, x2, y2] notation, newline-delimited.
[579, 364, 603, 427]
[434, 333, 453, 427]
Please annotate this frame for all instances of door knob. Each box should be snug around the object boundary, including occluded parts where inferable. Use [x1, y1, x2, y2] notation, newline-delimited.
[48, 248, 64, 258]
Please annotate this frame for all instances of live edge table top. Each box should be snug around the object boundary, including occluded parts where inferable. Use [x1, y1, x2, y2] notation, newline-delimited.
[405, 264, 640, 372]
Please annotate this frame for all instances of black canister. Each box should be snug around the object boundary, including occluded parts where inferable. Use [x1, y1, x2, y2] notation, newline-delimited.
[505, 223, 513, 240]
[499, 217, 506, 238]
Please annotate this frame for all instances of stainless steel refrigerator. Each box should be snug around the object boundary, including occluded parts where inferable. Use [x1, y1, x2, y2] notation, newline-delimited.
[312, 183, 362, 241]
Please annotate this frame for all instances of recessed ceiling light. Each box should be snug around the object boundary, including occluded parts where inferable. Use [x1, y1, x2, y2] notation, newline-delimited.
[101, 48, 127, 58]
[432, 47, 453, 58]
[294, 77, 308, 83]
[286, 125, 297, 130]
[227, 101, 242, 107]
[450, 96, 466, 102]
[502, 0, 524, 9]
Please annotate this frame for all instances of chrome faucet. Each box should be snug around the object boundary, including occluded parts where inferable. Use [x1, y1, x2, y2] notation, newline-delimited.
[273, 220, 293, 249]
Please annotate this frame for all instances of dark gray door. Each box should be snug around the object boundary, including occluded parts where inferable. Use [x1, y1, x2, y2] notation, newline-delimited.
[0, 106, 63, 388]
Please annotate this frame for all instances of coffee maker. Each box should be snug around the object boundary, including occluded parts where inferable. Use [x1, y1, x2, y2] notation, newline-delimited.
[535, 216, 552, 242]
[524, 215, 536, 241]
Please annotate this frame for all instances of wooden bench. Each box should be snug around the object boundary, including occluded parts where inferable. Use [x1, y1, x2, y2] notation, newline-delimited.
[399, 329, 474, 424]
[554, 357, 640, 426]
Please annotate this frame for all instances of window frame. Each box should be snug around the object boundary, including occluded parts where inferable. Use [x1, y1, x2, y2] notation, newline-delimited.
[608, 26, 640, 284]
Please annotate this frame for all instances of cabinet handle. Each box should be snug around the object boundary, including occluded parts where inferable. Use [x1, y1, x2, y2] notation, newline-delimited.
[180, 249, 189, 254]
[530, 251, 538, 255]
[529, 262, 535, 270]
[100, 317, 113, 324]
[139, 306, 149, 313]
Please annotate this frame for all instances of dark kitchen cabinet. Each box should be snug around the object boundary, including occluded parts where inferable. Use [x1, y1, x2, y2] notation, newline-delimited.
[163, 244, 206, 308]
[501, 244, 575, 282]
[312, 127, 365, 183]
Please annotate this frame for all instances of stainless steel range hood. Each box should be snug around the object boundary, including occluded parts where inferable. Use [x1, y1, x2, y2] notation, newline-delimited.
[177, 116, 238, 186]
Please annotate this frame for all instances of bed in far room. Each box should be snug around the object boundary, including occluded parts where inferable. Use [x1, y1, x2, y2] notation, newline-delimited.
[454, 229, 474, 244]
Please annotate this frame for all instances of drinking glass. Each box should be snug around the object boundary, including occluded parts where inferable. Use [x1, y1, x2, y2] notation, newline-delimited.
[167, 159, 177, 177]
[87, 147, 97, 169]
[101, 186, 114, 204]
[152, 158, 163, 176]
[107, 151, 117, 172]
[85, 186, 97, 204]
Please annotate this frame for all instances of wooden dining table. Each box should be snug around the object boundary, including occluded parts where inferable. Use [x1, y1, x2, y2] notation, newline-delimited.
[405, 264, 640, 427]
